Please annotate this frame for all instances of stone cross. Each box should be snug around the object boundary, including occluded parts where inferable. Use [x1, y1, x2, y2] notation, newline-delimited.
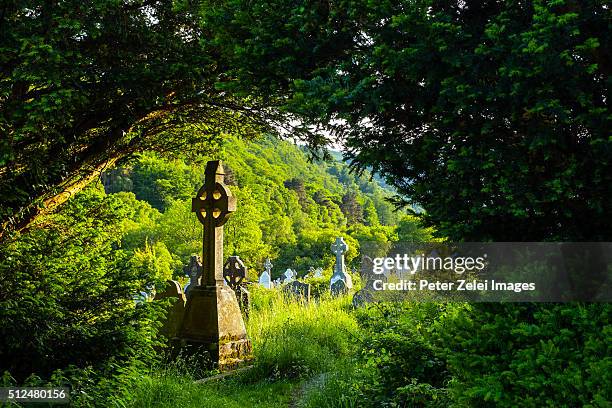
[223, 256, 249, 315]
[283, 268, 296, 283]
[181, 160, 251, 369]
[331, 237, 348, 275]
[183, 255, 203, 295]
[192, 160, 236, 286]
[223, 256, 247, 290]
[264, 258, 273, 273]
[259, 258, 273, 289]
[330, 237, 353, 290]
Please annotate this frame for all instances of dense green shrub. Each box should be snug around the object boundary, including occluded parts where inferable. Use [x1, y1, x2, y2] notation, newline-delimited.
[437, 303, 612, 407]
[0, 187, 168, 405]
[351, 303, 454, 407]
[304, 301, 611, 408]
[299, 302, 453, 407]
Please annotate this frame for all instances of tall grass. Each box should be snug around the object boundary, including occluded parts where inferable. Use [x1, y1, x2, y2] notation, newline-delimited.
[246, 285, 360, 379]
[127, 286, 361, 406]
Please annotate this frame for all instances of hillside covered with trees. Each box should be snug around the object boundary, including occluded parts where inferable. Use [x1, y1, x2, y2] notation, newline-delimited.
[100, 133, 425, 278]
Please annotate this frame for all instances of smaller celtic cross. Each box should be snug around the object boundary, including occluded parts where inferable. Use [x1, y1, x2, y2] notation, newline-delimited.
[223, 256, 247, 290]
[264, 258, 273, 274]
[331, 237, 348, 275]
[283, 268, 296, 283]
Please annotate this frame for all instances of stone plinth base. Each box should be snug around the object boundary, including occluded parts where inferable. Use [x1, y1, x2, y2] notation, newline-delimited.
[179, 284, 252, 370]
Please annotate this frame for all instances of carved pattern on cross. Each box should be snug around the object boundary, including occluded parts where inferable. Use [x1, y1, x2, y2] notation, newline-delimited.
[191, 160, 236, 286]
[331, 237, 348, 256]
[192, 161, 236, 228]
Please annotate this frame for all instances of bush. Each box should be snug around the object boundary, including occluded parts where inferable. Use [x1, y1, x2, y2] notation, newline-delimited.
[437, 303, 612, 407]
[299, 302, 455, 408]
[352, 302, 454, 407]
[0, 187, 168, 406]
[337, 301, 611, 407]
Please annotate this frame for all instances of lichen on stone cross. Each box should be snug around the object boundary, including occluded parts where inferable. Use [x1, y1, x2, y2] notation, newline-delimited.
[192, 160, 236, 286]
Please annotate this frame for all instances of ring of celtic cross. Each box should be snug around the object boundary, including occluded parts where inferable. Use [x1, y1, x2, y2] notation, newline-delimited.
[192, 182, 235, 228]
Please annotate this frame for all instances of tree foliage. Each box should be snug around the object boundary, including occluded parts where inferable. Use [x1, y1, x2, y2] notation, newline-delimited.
[0, 186, 167, 404]
[0, 0, 272, 237]
[202, 0, 611, 241]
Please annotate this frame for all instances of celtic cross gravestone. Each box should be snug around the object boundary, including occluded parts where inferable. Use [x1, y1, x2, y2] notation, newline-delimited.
[330, 237, 353, 292]
[223, 255, 250, 315]
[179, 160, 251, 369]
[259, 258, 273, 289]
[283, 268, 296, 283]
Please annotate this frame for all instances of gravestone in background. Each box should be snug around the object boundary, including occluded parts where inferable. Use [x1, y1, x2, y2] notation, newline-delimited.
[330, 237, 353, 294]
[259, 258, 273, 289]
[283, 268, 296, 283]
[331, 278, 348, 296]
[155, 280, 187, 340]
[283, 280, 311, 302]
[306, 267, 323, 279]
[360, 255, 378, 290]
[353, 255, 380, 307]
[183, 255, 203, 295]
[223, 255, 250, 315]
[180, 160, 251, 370]
[352, 290, 375, 307]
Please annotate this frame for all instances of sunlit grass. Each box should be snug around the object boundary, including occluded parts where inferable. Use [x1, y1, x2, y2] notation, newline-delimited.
[127, 287, 360, 407]
[246, 286, 360, 379]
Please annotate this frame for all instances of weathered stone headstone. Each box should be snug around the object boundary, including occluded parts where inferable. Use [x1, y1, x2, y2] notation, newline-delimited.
[283, 280, 311, 302]
[313, 267, 323, 278]
[223, 256, 247, 288]
[155, 280, 187, 339]
[259, 258, 273, 289]
[330, 237, 353, 291]
[223, 255, 250, 315]
[352, 256, 379, 307]
[283, 268, 296, 283]
[180, 160, 251, 370]
[183, 255, 203, 295]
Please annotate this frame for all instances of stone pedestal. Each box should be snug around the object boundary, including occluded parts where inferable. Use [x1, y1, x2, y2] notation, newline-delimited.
[180, 285, 251, 369]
